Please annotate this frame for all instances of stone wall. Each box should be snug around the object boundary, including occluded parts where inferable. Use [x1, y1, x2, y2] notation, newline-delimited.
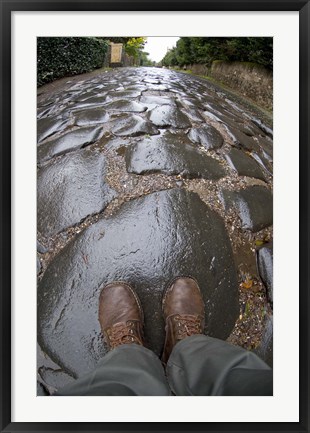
[181, 61, 273, 111]
[184, 64, 209, 76]
[122, 53, 135, 67]
[210, 61, 273, 111]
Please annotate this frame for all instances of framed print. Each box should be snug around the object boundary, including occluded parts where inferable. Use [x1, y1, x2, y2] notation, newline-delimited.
[1, 0, 309, 432]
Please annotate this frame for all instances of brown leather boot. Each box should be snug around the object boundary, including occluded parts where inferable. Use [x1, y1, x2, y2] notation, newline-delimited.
[98, 282, 144, 350]
[162, 277, 205, 364]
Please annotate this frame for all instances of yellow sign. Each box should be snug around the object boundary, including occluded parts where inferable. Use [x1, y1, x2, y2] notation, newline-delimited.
[110, 43, 123, 63]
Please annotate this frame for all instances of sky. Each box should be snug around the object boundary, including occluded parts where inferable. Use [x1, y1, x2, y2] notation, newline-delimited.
[144, 37, 179, 63]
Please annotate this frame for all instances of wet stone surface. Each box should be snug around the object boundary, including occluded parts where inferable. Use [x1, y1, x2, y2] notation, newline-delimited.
[107, 89, 142, 100]
[38, 188, 239, 377]
[225, 126, 261, 153]
[251, 152, 273, 177]
[74, 108, 110, 126]
[125, 130, 226, 179]
[188, 124, 224, 150]
[37, 67, 273, 392]
[37, 257, 41, 275]
[221, 186, 273, 232]
[253, 314, 273, 367]
[147, 104, 192, 128]
[37, 343, 74, 393]
[183, 106, 205, 123]
[140, 95, 176, 110]
[256, 242, 273, 305]
[37, 382, 48, 396]
[111, 114, 159, 137]
[103, 99, 147, 113]
[225, 148, 266, 181]
[257, 136, 273, 161]
[37, 149, 116, 237]
[37, 240, 48, 254]
[37, 116, 71, 143]
[38, 126, 104, 164]
[38, 367, 75, 392]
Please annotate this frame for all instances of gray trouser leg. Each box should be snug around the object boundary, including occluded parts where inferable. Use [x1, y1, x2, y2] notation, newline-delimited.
[56, 344, 171, 396]
[166, 334, 273, 396]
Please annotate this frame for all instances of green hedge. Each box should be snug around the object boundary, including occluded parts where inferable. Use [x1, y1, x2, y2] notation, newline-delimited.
[162, 37, 273, 70]
[37, 37, 109, 86]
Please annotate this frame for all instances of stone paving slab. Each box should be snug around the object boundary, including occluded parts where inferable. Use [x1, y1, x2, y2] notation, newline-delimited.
[253, 314, 273, 367]
[225, 147, 266, 181]
[221, 185, 273, 232]
[144, 83, 170, 92]
[107, 90, 142, 100]
[147, 104, 192, 128]
[251, 152, 273, 177]
[111, 114, 159, 137]
[72, 90, 105, 101]
[37, 126, 104, 164]
[179, 97, 205, 111]
[257, 136, 273, 161]
[37, 104, 68, 120]
[183, 106, 205, 123]
[73, 108, 110, 126]
[226, 126, 261, 153]
[206, 105, 260, 138]
[256, 242, 273, 304]
[103, 99, 147, 113]
[37, 116, 71, 143]
[204, 110, 223, 123]
[251, 116, 273, 138]
[125, 130, 226, 179]
[72, 95, 108, 109]
[38, 188, 239, 377]
[139, 95, 176, 110]
[188, 124, 224, 150]
[37, 343, 74, 393]
[37, 149, 116, 237]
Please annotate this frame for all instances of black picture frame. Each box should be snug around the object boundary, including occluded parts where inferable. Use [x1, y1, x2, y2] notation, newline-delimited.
[1, 1, 309, 432]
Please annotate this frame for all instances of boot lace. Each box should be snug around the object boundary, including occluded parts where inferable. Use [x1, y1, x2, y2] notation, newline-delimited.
[107, 321, 142, 349]
[174, 314, 203, 339]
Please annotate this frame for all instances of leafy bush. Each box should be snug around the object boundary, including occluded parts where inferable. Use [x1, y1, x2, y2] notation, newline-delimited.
[37, 37, 109, 86]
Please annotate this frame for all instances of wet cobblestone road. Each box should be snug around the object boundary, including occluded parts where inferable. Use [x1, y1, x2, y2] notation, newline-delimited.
[37, 67, 273, 395]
